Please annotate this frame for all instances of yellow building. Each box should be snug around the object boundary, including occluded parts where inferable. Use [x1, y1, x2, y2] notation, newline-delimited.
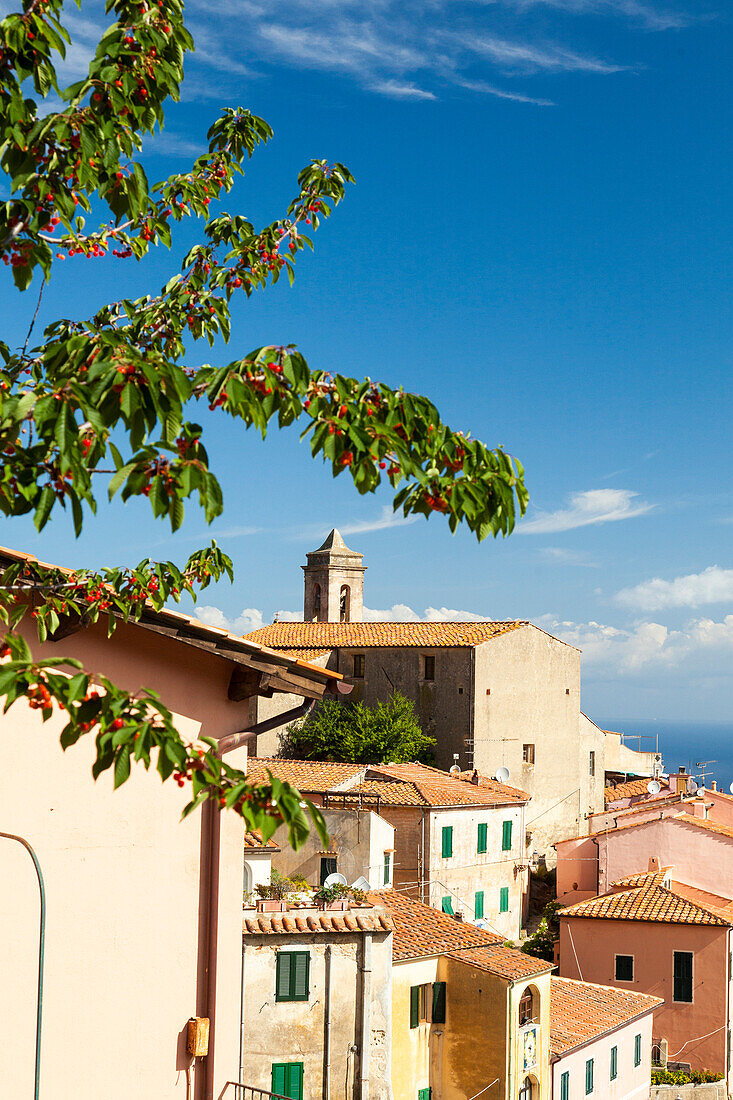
[376, 890, 554, 1100]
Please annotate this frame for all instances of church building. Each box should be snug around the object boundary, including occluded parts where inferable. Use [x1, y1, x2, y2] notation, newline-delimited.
[245, 531, 658, 857]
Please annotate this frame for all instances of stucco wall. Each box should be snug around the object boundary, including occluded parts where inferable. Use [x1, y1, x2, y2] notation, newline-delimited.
[559, 919, 728, 1074]
[552, 1012, 655, 1100]
[440, 955, 510, 1100]
[0, 614, 252, 1099]
[273, 807, 395, 888]
[508, 975, 552, 1100]
[241, 929, 391, 1100]
[392, 956, 441, 1100]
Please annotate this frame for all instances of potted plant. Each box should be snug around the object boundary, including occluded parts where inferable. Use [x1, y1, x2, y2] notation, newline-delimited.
[313, 882, 351, 911]
[255, 872, 296, 912]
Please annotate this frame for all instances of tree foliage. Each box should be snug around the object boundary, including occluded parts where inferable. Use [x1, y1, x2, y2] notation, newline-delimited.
[0, 0, 526, 846]
[282, 693, 436, 765]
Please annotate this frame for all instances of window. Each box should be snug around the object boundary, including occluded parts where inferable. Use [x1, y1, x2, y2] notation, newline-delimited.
[475, 891, 484, 919]
[519, 1077, 533, 1100]
[313, 584, 321, 619]
[589, 751, 596, 777]
[432, 981, 446, 1023]
[634, 1034, 642, 1068]
[423, 654, 436, 681]
[519, 989, 535, 1026]
[441, 895, 454, 915]
[560, 1072, 569, 1100]
[418, 1090, 432, 1100]
[615, 954, 634, 982]
[275, 952, 310, 1002]
[383, 851, 391, 885]
[353, 653, 365, 678]
[410, 983, 430, 1027]
[610, 1046, 618, 1081]
[442, 825, 453, 858]
[271, 1062, 304, 1100]
[339, 584, 350, 622]
[320, 856, 337, 885]
[585, 1059, 594, 1095]
[477, 822, 488, 854]
[673, 951, 693, 1003]
[502, 820, 513, 851]
[523, 744, 535, 764]
[500, 886, 509, 913]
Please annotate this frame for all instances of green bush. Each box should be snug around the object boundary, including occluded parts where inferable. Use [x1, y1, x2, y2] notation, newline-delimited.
[280, 693, 436, 764]
[651, 1069, 723, 1086]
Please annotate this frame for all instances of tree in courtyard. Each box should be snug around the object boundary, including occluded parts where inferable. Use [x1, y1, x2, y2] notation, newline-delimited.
[281, 693, 435, 765]
[0, 0, 528, 847]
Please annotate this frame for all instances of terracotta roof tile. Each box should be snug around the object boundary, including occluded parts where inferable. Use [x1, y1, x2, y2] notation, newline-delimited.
[669, 881, 733, 923]
[367, 763, 529, 807]
[349, 779, 426, 806]
[455, 769, 531, 804]
[371, 888, 500, 959]
[246, 621, 526, 649]
[246, 758, 365, 791]
[604, 778, 671, 806]
[244, 829, 280, 850]
[559, 881, 732, 926]
[610, 869, 671, 889]
[550, 977, 662, 1057]
[452, 943, 553, 981]
[559, 808, 723, 845]
[242, 905, 393, 935]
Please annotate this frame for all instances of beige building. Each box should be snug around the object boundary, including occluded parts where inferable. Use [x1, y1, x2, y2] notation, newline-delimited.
[246, 758, 530, 938]
[240, 900, 393, 1100]
[246, 532, 658, 857]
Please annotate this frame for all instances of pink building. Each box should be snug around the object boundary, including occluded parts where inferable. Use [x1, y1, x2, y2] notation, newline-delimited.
[550, 977, 661, 1100]
[558, 869, 733, 1083]
[0, 546, 341, 1100]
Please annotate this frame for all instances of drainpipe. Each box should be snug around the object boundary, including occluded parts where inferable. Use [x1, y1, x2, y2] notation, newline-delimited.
[324, 944, 332, 1100]
[506, 982, 513, 1100]
[202, 698, 318, 1100]
[0, 832, 45, 1100]
[359, 932, 373, 1100]
[420, 810, 427, 905]
[238, 942, 246, 1099]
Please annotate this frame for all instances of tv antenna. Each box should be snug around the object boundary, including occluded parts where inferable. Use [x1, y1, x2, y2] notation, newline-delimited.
[695, 761, 717, 787]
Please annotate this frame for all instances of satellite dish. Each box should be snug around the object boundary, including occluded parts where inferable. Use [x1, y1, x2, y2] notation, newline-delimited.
[449, 764, 461, 775]
[495, 766, 511, 784]
[351, 875, 371, 892]
[324, 872, 347, 888]
[696, 788, 705, 799]
[688, 780, 698, 795]
[647, 780, 661, 795]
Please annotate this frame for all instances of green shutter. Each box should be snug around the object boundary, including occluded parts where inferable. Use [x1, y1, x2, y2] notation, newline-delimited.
[441, 895, 454, 915]
[292, 952, 310, 1000]
[500, 886, 509, 913]
[634, 1034, 642, 1067]
[475, 891, 484, 919]
[418, 1090, 432, 1100]
[477, 822, 488, 854]
[561, 1072, 569, 1100]
[384, 851, 391, 885]
[432, 981, 446, 1024]
[502, 820, 512, 851]
[272, 1063, 303, 1099]
[674, 951, 693, 1002]
[275, 952, 292, 1001]
[585, 1059, 594, 1095]
[272, 1064, 287, 1097]
[442, 826, 453, 858]
[610, 1046, 617, 1080]
[410, 985, 420, 1028]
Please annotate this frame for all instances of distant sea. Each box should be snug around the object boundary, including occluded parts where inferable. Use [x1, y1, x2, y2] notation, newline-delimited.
[599, 719, 733, 795]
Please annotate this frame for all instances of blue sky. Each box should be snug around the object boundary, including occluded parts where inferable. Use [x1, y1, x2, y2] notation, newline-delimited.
[1, 0, 732, 723]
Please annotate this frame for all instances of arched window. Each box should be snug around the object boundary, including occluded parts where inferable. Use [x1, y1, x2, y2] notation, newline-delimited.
[339, 584, 350, 623]
[519, 1078, 533, 1100]
[313, 583, 321, 619]
[519, 988, 536, 1026]
[243, 861, 253, 897]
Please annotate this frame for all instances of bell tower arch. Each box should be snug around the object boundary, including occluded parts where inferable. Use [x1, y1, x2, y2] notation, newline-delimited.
[303, 529, 366, 622]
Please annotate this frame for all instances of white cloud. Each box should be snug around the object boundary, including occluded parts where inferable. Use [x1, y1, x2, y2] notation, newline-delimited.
[449, 32, 624, 73]
[616, 566, 733, 611]
[194, 605, 265, 635]
[363, 604, 490, 622]
[339, 506, 419, 536]
[368, 80, 437, 99]
[457, 79, 556, 105]
[520, 489, 652, 534]
[540, 547, 599, 566]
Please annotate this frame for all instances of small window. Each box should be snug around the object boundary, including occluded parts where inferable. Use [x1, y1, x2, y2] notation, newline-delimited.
[272, 1062, 304, 1100]
[477, 822, 488, 854]
[339, 584, 350, 622]
[383, 851, 391, 886]
[519, 1078, 533, 1100]
[519, 988, 535, 1026]
[502, 820, 513, 851]
[442, 825, 453, 858]
[475, 891, 484, 919]
[585, 1058, 594, 1095]
[313, 584, 321, 619]
[634, 1034, 642, 1068]
[500, 886, 509, 913]
[410, 983, 430, 1027]
[610, 1046, 618, 1081]
[275, 952, 310, 1002]
[441, 895, 454, 915]
[523, 744, 535, 765]
[673, 951, 693, 1003]
[423, 654, 435, 681]
[589, 751, 596, 777]
[320, 856, 337, 885]
[353, 653, 365, 678]
[615, 954, 634, 982]
[432, 981, 446, 1023]
[560, 1071, 569, 1100]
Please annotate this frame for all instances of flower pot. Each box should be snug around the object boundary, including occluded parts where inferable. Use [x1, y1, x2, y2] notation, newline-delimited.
[319, 900, 348, 912]
[256, 899, 287, 913]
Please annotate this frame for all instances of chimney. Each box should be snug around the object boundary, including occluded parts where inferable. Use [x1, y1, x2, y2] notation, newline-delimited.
[471, 770, 480, 786]
[673, 766, 688, 795]
[711, 781, 717, 792]
[648, 856, 660, 872]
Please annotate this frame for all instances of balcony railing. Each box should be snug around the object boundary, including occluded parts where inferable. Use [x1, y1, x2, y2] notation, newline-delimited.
[223, 1083, 290, 1100]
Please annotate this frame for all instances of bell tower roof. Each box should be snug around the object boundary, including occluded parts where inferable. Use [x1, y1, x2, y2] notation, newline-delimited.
[309, 528, 362, 559]
[302, 528, 366, 623]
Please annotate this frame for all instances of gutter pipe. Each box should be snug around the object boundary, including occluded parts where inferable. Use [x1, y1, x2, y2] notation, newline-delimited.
[0, 831, 45, 1100]
[359, 932, 373, 1100]
[324, 944, 332, 1100]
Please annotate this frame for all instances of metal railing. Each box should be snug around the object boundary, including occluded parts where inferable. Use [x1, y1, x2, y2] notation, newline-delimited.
[322, 790, 381, 812]
[223, 1084, 290, 1100]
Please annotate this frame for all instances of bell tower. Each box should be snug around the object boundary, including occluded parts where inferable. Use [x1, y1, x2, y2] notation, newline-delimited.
[303, 529, 366, 623]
